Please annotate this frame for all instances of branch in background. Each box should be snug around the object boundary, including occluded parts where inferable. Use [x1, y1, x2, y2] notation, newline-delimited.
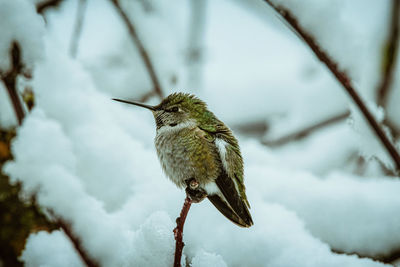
[173, 197, 192, 267]
[378, 0, 400, 139]
[137, 0, 154, 13]
[56, 218, 99, 267]
[109, 0, 164, 99]
[69, 0, 88, 58]
[1, 42, 25, 125]
[263, 0, 400, 174]
[138, 90, 157, 102]
[36, 0, 64, 14]
[1, 42, 98, 267]
[262, 110, 350, 147]
[332, 247, 400, 265]
[234, 120, 269, 139]
[186, 0, 207, 89]
[377, 0, 400, 108]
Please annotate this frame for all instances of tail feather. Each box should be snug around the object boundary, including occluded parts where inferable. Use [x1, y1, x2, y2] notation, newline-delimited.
[213, 170, 253, 227]
[207, 194, 249, 227]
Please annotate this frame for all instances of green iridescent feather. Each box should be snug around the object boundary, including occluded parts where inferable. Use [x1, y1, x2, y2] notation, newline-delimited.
[159, 93, 250, 207]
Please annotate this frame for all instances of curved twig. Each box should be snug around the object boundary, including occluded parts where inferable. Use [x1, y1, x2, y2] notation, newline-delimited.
[109, 0, 164, 99]
[263, 0, 400, 173]
[262, 110, 350, 147]
[36, 0, 64, 14]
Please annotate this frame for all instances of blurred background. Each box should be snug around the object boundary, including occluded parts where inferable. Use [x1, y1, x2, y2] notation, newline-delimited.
[1, 0, 400, 266]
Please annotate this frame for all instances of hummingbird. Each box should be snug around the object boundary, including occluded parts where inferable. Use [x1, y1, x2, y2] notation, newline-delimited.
[113, 93, 253, 227]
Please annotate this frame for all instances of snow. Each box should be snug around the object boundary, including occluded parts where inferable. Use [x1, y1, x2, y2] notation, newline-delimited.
[0, 0, 45, 71]
[244, 142, 400, 256]
[21, 231, 84, 267]
[270, 0, 389, 99]
[191, 250, 227, 267]
[0, 0, 45, 129]
[2, 0, 400, 266]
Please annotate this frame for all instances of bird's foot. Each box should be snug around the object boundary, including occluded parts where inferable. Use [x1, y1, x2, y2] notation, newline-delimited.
[185, 178, 207, 203]
[189, 179, 199, 189]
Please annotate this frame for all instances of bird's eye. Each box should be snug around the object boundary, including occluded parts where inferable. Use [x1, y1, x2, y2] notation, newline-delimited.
[170, 106, 179, 112]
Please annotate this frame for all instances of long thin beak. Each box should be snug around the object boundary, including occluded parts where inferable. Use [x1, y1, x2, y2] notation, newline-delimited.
[112, 98, 156, 111]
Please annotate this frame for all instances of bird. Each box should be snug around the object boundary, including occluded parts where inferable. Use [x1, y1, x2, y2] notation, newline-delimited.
[113, 92, 253, 227]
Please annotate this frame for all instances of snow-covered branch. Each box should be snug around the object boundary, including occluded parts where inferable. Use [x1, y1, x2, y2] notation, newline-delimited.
[264, 0, 400, 174]
[1, 41, 98, 267]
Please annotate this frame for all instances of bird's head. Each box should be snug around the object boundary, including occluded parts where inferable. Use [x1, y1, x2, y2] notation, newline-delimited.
[113, 92, 210, 130]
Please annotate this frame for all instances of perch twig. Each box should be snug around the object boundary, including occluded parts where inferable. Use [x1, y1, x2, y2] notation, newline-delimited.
[173, 196, 192, 267]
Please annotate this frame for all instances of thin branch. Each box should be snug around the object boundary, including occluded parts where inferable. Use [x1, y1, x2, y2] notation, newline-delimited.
[377, 0, 400, 107]
[56, 218, 99, 267]
[186, 0, 207, 88]
[69, 0, 88, 58]
[332, 247, 400, 265]
[138, 90, 157, 102]
[137, 0, 154, 13]
[1, 42, 25, 125]
[2, 42, 98, 267]
[262, 110, 350, 147]
[173, 197, 192, 267]
[233, 120, 269, 139]
[264, 0, 400, 173]
[36, 0, 64, 14]
[109, 0, 164, 99]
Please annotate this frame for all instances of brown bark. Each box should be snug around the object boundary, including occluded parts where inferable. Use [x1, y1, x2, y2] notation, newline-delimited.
[173, 197, 192, 267]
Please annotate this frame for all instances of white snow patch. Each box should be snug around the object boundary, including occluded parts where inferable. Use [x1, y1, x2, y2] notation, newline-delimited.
[191, 249, 227, 267]
[21, 231, 84, 267]
[0, 0, 45, 71]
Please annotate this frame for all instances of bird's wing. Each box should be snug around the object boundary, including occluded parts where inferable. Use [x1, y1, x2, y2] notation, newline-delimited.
[200, 123, 250, 207]
[197, 125, 253, 227]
